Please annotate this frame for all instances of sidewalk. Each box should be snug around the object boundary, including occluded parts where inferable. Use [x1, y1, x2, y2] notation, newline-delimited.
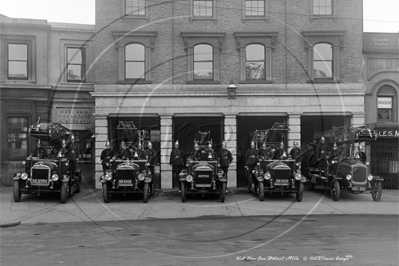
[1, 185, 398, 227]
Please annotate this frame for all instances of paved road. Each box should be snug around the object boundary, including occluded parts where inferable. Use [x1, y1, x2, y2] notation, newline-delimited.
[1, 215, 398, 266]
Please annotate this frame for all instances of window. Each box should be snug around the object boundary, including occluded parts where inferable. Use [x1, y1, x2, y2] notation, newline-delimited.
[8, 117, 28, 159]
[125, 44, 145, 79]
[125, 0, 146, 16]
[246, 44, 265, 80]
[181, 32, 225, 83]
[302, 31, 346, 82]
[8, 44, 28, 80]
[194, 44, 213, 80]
[112, 31, 157, 83]
[245, 0, 265, 16]
[313, 0, 332, 15]
[67, 47, 86, 82]
[234, 32, 277, 83]
[193, 1, 213, 16]
[313, 43, 332, 79]
[377, 97, 393, 121]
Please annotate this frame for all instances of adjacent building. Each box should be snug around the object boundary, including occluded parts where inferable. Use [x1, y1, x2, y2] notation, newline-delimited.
[93, 0, 365, 189]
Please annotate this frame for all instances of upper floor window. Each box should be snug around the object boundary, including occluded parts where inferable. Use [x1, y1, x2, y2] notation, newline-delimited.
[194, 44, 213, 80]
[67, 47, 86, 82]
[8, 44, 28, 80]
[313, 43, 332, 79]
[246, 44, 265, 80]
[377, 97, 393, 121]
[245, 0, 265, 16]
[313, 0, 332, 15]
[125, 43, 145, 80]
[193, 0, 213, 16]
[126, 0, 146, 16]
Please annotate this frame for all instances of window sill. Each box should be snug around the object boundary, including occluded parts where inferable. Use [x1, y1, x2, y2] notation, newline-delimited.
[189, 17, 217, 22]
[308, 79, 341, 84]
[122, 15, 149, 21]
[310, 15, 337, 21]
[117, 80, 152, 84]
[239, 80, 273, 84]
[242, 17, 269, 22]
[4, 80, 36, 84]
[187, 80, 220, 84]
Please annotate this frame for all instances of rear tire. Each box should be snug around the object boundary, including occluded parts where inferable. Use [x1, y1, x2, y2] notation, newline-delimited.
[60, 183, 68, 203]
[371, 182, 382, 202]
[13, 180, 21, 202]
[330, 179, 340, 201]
[258, 182, 265, 201]
[181, 182, 186, 203]
[143, 183, 149, 203]
[220, 182, 226, 203]
[102, 183, 109, 203]
[296, 182, 304, 202]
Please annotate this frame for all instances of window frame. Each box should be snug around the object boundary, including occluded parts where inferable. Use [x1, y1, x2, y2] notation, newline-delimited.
[66, 47, 86, 83]
[242, 0, 269, 21]
[7, 43, 28, 80]
[7, 116, 30, 161]
[302, 31, 346, 83]
[124, 43, 146, 80]
[245, 44, 266, 81]
[123, 0, 149, 20]
[193, 44, 214, 81]
[112, 31, 157, 84]
[376, 85, 398, 123]
[377, 96, 393, 121]
[181, 32, 225, 84]
[189, 0, 217, 21]
[310, 0, 337, 20]
[234, 32, 278, 83]
[313, 43, 333, 80]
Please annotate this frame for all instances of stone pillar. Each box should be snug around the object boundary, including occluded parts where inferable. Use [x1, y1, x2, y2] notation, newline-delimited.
[224, 114, 237, 188]
[288, 113, 301, 149]
[160, 115, 173, 189]
[94, 114, 108, 189]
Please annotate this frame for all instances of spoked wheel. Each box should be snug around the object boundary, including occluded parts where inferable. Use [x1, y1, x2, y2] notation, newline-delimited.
[371, 182, 382, 202]
[181, 182, 186, 203]
[220, 182, 226, 203]
[13, 180, 21, 202]
[102, 182, 109, 203]
[296, 182, 304, 202]
[60, 182, 68, 203]
[330, 179, 340, 201]
[143, 183, 149, 203]
[258, 182, 265, 201]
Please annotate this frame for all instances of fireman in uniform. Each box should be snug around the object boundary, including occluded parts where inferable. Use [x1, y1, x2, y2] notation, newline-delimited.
[274, 141, 288, 159]
[245, 141, 258, 183]
[57, 139, 68, 158]
[31, 139, 48, 158]
[146, 141, 156, 175]
[358, 145, 367, 164]
[259, 142, 270, 159]
[170, 140, 184, 192]
[133, 142, 146, 160]
[289, 141, 301, 160]
[218, 141, 233, 176]
[118, 141, 132, 159]
[315, 136, 329, 175]
[66, 134, 80, 180]
[206, 142, 218, 161]
[100, 141, 115, 173]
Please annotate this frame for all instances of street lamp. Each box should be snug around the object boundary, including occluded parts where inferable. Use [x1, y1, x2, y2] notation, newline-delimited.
[227, 80, 237, 99]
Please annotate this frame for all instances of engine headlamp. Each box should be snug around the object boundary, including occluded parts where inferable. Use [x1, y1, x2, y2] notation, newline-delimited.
[295, 173, 301, 181]
[346, 174, 352, 180]
[105, 173, 112, 181]
[187, 175, 193, 182]
[138, 173, 145, 181]
[366, 162, 370, 166]
[367, 174, 373, 181]
[264, 172, 271, 180]
[22, 161, 26, 165]
[21, 172, 29, 180]
[51, 174, 59, 181]
[65, 161, 69, 167]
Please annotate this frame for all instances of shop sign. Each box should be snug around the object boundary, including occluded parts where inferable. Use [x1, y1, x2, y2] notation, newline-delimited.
[376, 129, 399, 138]
[368, 59, 399, 79]
[57, 108, 92, 124]
[363, 33, 399, 50]
[378, 97, 392, 109]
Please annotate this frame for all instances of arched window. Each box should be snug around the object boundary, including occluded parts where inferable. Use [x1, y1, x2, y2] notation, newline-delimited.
[125, 43, 145, 80]
[377, 85, 398, 122]
[246, 44, 265, 80]
[193, 44, 213, 80]
[313, 43, 332, 79]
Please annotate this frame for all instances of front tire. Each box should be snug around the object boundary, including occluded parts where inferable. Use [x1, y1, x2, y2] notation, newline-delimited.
[330, 179, 340, 201]
[296, 182, 304, 202]
[13, 180, 21, 202]
[371, 182, 382, 202]
[181, 182, 186, 203]
[220, 182, 226, 203]
[258, 182, 265, 201]
[60, 183, 68, 203]
[143, 183, 149, 203]
[102, 183, 109, 203]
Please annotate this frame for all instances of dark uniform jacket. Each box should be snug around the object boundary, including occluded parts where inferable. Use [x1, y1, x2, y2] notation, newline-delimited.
[289, 147, 301, 160]
[206, 149, 219, 162]
[146, 148, 157, 165]
[170, 148, 184, 166]
[245, 148, 258, 166]
[132, 149, 146, 160]
[192, 149, 208, 161]
[218, 149, 233, 167]
[66, 143, 80, 161]
[32, 147, 48, 158]
[274, 148, 287, 160]
[100, 148, 115, 166]
[58, 147, 68, 158]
